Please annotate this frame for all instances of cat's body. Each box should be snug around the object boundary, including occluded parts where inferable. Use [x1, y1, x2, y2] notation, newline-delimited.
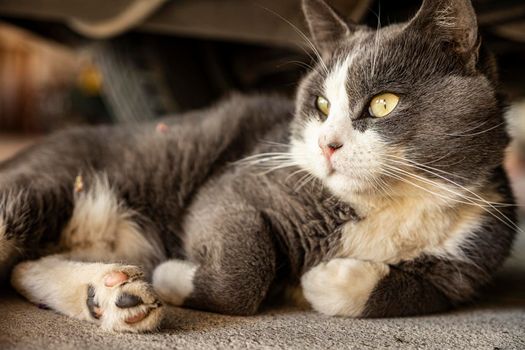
[0, 0, 518, 332]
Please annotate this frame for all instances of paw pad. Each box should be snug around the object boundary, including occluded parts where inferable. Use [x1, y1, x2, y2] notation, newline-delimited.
[84, 268, 163, 332]
[104, 271, 129, 287]
[125, 311, 149, 324]
[87, 284, 102, 319]
[116, 293, 143, 308]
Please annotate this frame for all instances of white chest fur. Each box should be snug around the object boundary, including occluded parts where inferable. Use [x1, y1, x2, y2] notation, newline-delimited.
[337, 185, 491, 264]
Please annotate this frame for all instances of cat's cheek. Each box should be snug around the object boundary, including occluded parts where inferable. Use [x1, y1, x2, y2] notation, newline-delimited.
[301, 258, 389, 317]
[291, 119, 327, 177]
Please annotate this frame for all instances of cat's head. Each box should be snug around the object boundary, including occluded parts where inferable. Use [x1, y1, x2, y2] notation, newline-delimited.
[291, 0, 508, 201]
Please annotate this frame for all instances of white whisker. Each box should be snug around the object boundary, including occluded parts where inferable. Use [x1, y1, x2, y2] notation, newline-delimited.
[256, 4, 329, 76]
[370, 3, 382, 78]
[385, 155, 518, 207]
[382, 164, 522, 233]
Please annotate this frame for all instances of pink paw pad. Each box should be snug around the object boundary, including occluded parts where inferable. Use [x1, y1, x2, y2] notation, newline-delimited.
[104, 271, 129, 287]
[125, 311, 149, 324]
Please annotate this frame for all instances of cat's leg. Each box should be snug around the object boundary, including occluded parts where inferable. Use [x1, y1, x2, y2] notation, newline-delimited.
[153, 206, 277, 315]
[0, 128, 119, 278]
[0, 177, 74, 281]
[11, 256, 162, 332]
[10, 174, 165, 332]
[300, 255, 494, 317]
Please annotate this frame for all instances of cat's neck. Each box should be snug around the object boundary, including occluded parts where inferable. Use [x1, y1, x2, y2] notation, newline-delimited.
[336, 177, 492, 220]
[334, 178, 501, 263]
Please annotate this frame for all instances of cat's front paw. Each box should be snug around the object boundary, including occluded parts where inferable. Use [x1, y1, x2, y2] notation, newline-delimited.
[86, 266, 163, 332]
[301, 258, 389, 317]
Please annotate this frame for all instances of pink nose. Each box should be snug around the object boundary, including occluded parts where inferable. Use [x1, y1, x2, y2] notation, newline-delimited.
[318, 137, 343, 159]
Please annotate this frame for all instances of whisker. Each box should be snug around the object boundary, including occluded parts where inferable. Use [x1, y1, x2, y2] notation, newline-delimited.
[294, 173, 316, 192]
[256, 4, 329, 76]
[418, 151, 453, 166]
[423, 121, 506, 138]
[258, 163, 300, 175]
[235, 152, 295, 164]
[448, 122, 506, 137]
[370, 2, 382, 78]
[385, 156, 518, 207]
[382, 164, 522, 233]
[277, 60, 316, 71]
[383, 162, 514, 207]
[258, 140, 291, 147]
[383, 166, 488, 207]
[382, 167, 522, 233]
[285, 168, 310, 182]
[385, 154, 470, 181]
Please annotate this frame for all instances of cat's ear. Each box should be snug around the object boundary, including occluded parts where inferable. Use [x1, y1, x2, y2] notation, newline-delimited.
[407, 0, 480, 68]
[302, 0, 355, 58]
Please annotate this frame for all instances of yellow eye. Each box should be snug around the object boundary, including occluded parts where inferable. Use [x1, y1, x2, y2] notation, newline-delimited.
[315, 96, 330, 117]
[369, 93, 399, 118]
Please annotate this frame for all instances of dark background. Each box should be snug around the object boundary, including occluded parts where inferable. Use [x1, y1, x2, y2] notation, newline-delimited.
[0, 0, 523, 130]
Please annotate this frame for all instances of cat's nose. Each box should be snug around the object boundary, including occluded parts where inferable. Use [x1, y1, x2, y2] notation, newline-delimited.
[318, 137, 343, 159]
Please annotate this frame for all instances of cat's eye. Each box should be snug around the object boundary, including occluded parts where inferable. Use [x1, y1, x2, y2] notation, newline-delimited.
[369, 93, 399, 118]
[315, 96, 330, 117]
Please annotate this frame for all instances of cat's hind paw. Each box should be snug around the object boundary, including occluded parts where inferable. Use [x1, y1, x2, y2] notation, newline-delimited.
[85, 266, 164, 332]
[11, 257, 163, 333]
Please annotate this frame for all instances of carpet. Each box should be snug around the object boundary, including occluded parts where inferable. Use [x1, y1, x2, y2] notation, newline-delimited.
[1, 233, 524, 349]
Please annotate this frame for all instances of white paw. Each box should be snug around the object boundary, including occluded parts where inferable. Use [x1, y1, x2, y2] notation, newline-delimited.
[11, 258, 163, 333]
[152, 259, 197, 306]
[301, 259, 389, 317]
[86, 265, 164, 332]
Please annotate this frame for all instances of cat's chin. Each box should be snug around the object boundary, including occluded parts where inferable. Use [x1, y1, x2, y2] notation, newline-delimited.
[323, 172, 376, 200]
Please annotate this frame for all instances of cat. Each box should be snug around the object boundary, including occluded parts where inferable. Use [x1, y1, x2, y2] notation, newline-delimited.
[0, 0, 517, 332]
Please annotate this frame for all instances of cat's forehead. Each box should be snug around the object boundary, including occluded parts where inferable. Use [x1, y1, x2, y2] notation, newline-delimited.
[338, 23, 405, 54]
[320, 24, 462, 96]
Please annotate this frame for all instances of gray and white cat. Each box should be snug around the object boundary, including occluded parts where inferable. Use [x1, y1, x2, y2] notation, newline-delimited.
[0, 0, 517, 332]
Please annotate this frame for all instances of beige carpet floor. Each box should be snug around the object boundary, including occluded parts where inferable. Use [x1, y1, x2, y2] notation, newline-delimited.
[1, 233, 524, 350]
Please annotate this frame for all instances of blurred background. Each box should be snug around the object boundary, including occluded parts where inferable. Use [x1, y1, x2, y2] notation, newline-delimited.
[0, 0, 523, 217]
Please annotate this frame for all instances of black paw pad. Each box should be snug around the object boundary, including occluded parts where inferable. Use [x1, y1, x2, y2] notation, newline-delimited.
[87, 284, 101, 319]
[116, 293, 143, 308]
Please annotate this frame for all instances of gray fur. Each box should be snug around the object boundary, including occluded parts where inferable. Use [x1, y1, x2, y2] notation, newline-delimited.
[0, 0, 517, 320]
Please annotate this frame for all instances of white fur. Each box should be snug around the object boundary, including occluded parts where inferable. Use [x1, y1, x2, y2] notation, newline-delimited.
[152, 259, 197, 306]
[324, 56, 353, 122]
[338, 181, 493, 264]
[60, 175, 164, 272]
[11, 255, 163, 332]
[291, 56, 388, 195]
[301, 258, 389, 316]
[506, 100, 525, 140]
[322, 55, 387, 195]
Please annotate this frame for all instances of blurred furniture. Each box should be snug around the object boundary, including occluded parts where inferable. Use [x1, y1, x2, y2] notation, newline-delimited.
[0, 22, 84, 132]
[0, 0, 370, 47]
